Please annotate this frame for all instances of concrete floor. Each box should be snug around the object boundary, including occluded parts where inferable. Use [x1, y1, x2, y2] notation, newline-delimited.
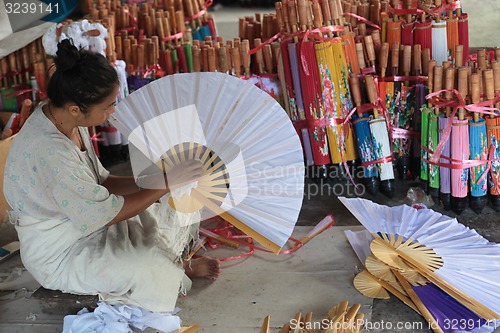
[1, 2, 500, 332]
[108, 159, 500, 333]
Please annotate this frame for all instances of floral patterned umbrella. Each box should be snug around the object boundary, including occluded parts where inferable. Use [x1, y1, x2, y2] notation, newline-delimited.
[350, 73, 379, 195]
[366, 75, 395, 198]
[469, 74, 488, 214]
[451, 68, 469, 215]
[314, 40, 357, 171]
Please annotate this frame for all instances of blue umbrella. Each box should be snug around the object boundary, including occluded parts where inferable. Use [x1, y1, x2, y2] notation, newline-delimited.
[350, 73, 379, 195]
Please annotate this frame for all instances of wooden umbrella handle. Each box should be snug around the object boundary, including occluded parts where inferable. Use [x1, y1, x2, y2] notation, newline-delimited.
[457, 67, 468, 120]
[275, 2, 284, 31]
[232, 45, 241, 76]
[380, 42, 389, 78]
[297, 0, 308, 31]
[365, 75, 380, 118]
[254, 38, 264, 74]
[356, 43, 367, 70]
[390, 42, 400, 76]
[422, 48, 431, 76]
[413, 44, 422, 76]
[349, 73, 363, 109]
[312, 0, 323, 29]
[320, 0, 332, 27]
[192, 46, 201, 72]
[218, 46, 227, 73]
[444, 67, 455, 117]
[392, 269, 445, 333]
[455, 44, 463, 68]
[477, 49, 487, 70]
[241, 40, 251, 77]
[403, 45, 412, 78]
[364, 35, 376, 67]
[263, 44, 273, 74]
[471, 73, 481, 122]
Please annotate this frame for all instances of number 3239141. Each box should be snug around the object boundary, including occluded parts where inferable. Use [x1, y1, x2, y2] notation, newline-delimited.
[5, 2, 59, 14]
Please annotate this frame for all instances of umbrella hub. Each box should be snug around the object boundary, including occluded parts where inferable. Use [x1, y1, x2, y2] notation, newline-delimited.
[369, 234, 444, 281]
[164, 143, 230, 213]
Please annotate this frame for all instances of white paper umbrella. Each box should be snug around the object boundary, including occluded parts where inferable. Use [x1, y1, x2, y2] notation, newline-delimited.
[339, 196, 500, 320]
[110, 72, 305, 253]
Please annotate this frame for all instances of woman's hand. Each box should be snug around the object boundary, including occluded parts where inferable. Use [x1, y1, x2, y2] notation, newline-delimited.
[164, 160, 204, 191]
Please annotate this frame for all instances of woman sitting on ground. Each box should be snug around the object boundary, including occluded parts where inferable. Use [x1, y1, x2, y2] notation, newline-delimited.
[3, 39, 220, 312]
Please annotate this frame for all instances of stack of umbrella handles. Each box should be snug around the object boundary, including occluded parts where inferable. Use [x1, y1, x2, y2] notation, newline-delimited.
[0, 39, 48, 111]
[85, 0, 286, 79]
[85, 0, 216, 75]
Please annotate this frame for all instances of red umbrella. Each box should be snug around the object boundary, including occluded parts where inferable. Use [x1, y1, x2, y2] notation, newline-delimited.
[414, 19, 432, 58]
[297, 40, 325, 167]
[401, 21, 414, 46]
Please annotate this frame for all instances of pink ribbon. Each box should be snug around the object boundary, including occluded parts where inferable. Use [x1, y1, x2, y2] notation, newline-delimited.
[426, 89, 500, 164]
[0, 68, 33, 80]
[193, 216, 335, 261]
[248, 30, 284, 55]
[161, 30, 186, 42]
[142, 64, 163, 79]
[118, 8, 139, 35]
[280, 26, 344, 45]
[343, 12, 381, 30]
[379, 75, 428, 83]
[392, 127, 420, 139]
[185, 0, 213, 22]
[5, 88, 46, 99]
[361, 67, 376, 75]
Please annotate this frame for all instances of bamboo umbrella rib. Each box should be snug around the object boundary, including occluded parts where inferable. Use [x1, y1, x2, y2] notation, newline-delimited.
[392, 269, 445, 333]
[190, 189, 281, 253]
[354, 270, 420, 313]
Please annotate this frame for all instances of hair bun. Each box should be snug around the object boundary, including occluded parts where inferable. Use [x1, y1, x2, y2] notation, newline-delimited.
[55, 39, 80, 72]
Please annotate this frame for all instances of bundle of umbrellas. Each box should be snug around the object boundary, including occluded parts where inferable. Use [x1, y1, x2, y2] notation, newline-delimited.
[422, 51, 500, 215]
[248, 0, 467, 199]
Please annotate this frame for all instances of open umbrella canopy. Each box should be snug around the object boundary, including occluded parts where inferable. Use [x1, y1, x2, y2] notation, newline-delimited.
[110, 72, 305, 253]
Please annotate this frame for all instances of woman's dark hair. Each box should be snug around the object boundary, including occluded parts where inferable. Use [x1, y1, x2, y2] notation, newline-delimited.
[47, 39, 119, 113]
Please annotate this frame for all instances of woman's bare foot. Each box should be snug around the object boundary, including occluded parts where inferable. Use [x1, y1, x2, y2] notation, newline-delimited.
[183, 257, 221, 280]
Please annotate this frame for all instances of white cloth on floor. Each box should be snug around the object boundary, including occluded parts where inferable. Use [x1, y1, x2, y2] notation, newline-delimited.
[62, 302, 181, 333]
[4, 106, 200, 312]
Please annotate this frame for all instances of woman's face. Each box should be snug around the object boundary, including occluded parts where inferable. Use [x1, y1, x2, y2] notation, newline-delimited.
[81, 85, 120, 126]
